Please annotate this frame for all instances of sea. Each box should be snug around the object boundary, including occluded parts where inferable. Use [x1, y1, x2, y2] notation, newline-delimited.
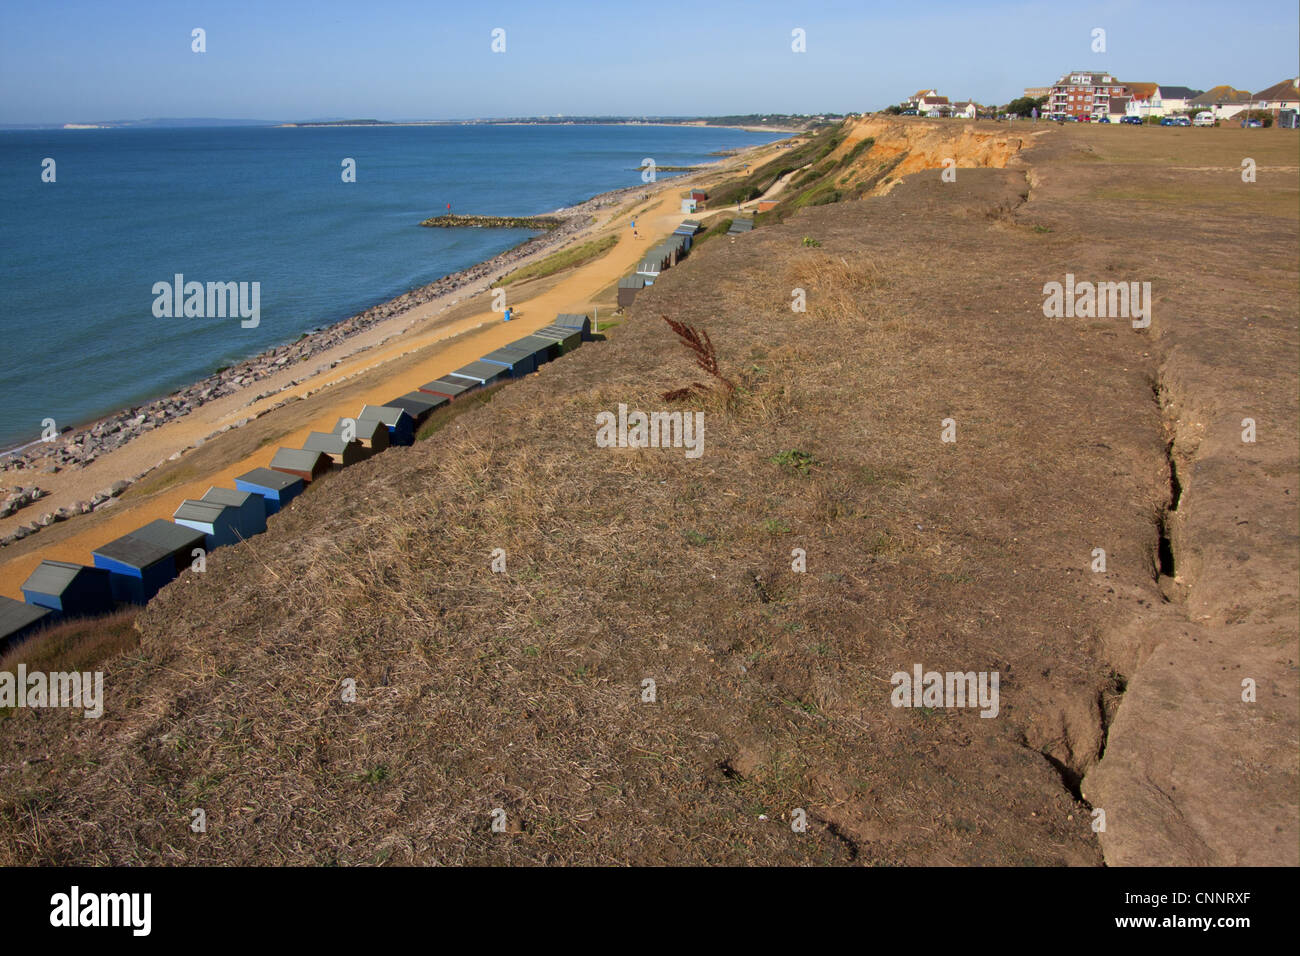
[0, 123, 781, 451]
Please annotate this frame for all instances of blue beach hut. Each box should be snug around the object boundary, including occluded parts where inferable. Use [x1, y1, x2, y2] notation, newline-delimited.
[174, 499, 244, 550]
[92, 520, 206, 604]
[552, 313, 592, 340]
[20, 560, 114, 617]
[480, 345, 539, 377]
[201, 486, 267, 539]
[235, 467, 304, 515]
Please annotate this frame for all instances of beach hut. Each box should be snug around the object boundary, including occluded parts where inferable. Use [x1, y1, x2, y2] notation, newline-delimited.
[636, 257, 662, 282]
[0, 595, 51, 655]
[234, 467, 304, 515]
[480, 345, 539, 377]
[531, 325, 582, 353]
[173, 499, 244, 550]
[672, 226, 696, 252]
[93, 520, 206, 604]
[302, 431, 367, 468]
[681, 198, 697, 214]
[334, 417, 389, 455]
[727, 218, 754, 235]
[681, 219, 702, 233]
[270, 447, 332, 484]
[418, 377, 474, 400]
[618, 275, 646, 308]
[553, 314, 593, 340]
[690, 189, 708, 204]
[357, 404, 415, 446]
[448, 361, 508, 386]
[756, 200, 777, 213]
[201, 486, 267, 539]
[385, 392, 446, 423]
[20, 560, 114, 617]
[509, 334, 560, 365]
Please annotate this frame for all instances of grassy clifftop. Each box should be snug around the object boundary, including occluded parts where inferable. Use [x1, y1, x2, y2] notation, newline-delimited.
[3, 121, 1295, 866]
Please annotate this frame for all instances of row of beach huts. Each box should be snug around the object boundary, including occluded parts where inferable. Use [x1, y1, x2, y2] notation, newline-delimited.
[0, 313, 596, 655]
[617, 214, 754, 309]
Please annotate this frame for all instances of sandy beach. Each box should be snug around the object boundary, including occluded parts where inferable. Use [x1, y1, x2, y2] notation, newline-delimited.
[0, 135, 792, 597]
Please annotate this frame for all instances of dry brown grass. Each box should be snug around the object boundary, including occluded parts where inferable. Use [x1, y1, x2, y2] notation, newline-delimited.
[1, 123, 1294, 867]
[0, 608, 139, 677]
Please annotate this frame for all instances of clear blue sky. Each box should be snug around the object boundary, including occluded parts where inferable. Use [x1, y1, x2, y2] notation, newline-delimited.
[1, 0, 1296, 123]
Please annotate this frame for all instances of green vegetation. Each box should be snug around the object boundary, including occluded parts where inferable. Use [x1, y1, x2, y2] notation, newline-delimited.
[496, 234, 618, 286]
[1004, 95, 1048, 118]
[770, 449, 821, 474]
[691, 218, 732, 247]
[707, 122, 847, 209]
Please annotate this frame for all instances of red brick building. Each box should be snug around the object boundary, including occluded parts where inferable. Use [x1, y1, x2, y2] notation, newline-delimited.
[1046, 70, 1128, 120]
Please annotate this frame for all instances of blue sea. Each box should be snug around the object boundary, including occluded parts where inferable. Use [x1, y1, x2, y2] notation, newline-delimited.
[0, 124, 780, 450]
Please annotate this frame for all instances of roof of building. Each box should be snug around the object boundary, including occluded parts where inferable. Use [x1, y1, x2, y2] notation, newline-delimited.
[173, 499, 233, 525]
[451, 361, 508, 382]
[302, 432, 357, 456]
[1157, 85, 1202, 100]
[357, 405, 414, 427]
[95, 520, 204, 568]
[22, 560, 98, 595]
[236, 467, 302, 491]
[1123, 82, 1159, 99]
[1192, 85, 1253, 104]
[919, 94, 949, 105]
[334, 418, 386, 440]
[1254, 77, 1300, 102]
[271, 447, 330, 472]
[0, 594, 50, 636]
[532, 326, 581, 342]
[130, 519, 206, 554]
[1056, 71, 1120, 85]
[202, 487, 256, 509]
[553, 313, 590, 329]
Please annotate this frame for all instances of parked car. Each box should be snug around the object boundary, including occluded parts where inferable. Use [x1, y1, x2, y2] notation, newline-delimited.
[1242, 118, 1262, 127]
[901, 109, 917, 116]
[1121, 115, 1142, 125]
[1193, 111, 1215, 126]
[1174, 116, 1191, 126]
[1159, 116, 1174, 125]
[1097, 116, 1111, 123]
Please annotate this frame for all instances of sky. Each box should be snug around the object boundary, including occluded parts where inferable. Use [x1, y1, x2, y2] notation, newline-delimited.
[1, 0, 1297, 124]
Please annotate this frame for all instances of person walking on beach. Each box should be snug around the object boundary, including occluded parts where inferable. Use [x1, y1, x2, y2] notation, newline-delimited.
[631, 219, 638, 239]
[503, 307, 513, 323]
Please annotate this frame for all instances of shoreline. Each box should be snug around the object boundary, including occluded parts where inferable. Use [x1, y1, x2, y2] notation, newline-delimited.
[0, 134, 791, 560]
[0, 176, 685, 462]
